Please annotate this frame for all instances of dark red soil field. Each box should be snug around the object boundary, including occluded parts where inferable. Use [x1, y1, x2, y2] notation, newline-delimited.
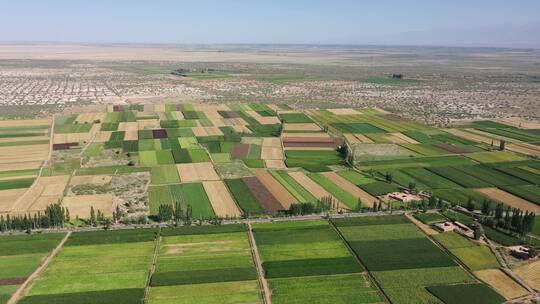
[434, 142, 468, 154]
[242, 176, 283, 214]
[231, 143, 250, 159]
[152, 129, 168, 139]
[52, 143, 78, 150]
[383, 113, 408, 121]
[0, 277, 26, 285]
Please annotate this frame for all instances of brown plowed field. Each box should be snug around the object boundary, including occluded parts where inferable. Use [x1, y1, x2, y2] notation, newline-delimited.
[261, 147, 283, 160]
[0, 189, 27, 213]
[11, 175, 70, 214]
[514, 260, 540, 291]
[62, 194, 114, 218]
[253, 169, 296, 209]
[242, 176, 283, 214]
[384, 133, 419, 144]
[231, 143, 250, 159]
[474, 269, 528, 299]
[282, 123, 321, 131]
[0, 145, 49, 164]
[265, 160, 286, 169]
[203, 181, 242, 218]
[176, 162, 220, 183]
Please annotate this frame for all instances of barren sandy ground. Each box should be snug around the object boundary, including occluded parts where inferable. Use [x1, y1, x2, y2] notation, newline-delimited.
[514, 260, 540, 291]
[176, 162, 219, 182]
[11, 175, 69, 214]
[62, 194, 114, 218]
[282, 123, 321, 131]
[474, 269, 528, 299]
[203, 181, 242, 218]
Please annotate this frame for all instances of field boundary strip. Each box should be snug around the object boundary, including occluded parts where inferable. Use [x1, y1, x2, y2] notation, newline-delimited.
[144, 229, 161, 304]
[247, 222, 272, 304]
[8, 231, 72, 304]
[327, 218, 391, 304]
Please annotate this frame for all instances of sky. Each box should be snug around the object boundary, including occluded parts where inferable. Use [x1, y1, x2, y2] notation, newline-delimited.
[1, 0, 539, 48]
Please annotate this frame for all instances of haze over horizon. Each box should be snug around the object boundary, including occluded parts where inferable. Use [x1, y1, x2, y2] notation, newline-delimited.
[1, 0, 539, 48]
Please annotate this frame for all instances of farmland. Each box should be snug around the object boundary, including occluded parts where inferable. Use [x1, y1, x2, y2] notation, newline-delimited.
[1, 102, 540, 303]
[332, 215, 505, 304]
[1, 103, 539, 223]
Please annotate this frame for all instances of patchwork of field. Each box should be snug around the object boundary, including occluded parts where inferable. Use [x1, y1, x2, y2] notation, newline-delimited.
[18, 229, 156, 304]
[253, 220, 383, 303]
[332, 215, 507, 304]
[0, 233, 65, 304]
[2, 104, 540, 226]
[0, 120, 52, 216]
[149, 225, 262, 304]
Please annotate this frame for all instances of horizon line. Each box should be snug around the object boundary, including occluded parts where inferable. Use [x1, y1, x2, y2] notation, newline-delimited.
[0, 41, 539, 51]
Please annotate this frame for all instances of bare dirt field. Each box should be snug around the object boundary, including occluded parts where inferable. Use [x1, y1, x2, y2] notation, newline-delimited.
[176, 162, 220, 182]
[0, 119, 51, 127]
[282, 123, 322, 131]
[384, 133, 419, 144]
[0, 161, 44, 171]
[0, 189, 28, 213]
[264, 160, 286, 169]
[344, 133, 374, 144]
[253, 169, 296, 209]
[0, 145, 49, 164]
[203, 180, 242, 218]
[514, 260, 540, 291]
[474, 269, 528, 299]
[12, 175, 70, 214]
[474, 188, 540, 213]
[62, 194, 114, 218]
[242, 176, 283, 214]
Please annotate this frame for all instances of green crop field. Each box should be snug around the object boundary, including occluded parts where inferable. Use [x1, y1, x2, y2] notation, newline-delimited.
[500, 185, 540, 205]
[359, 181, 400, 196]
[413, 212, 447, 225]
[466, 151, 526, 163]
[254, 220, 362, 278]
[427, 167, 492, 188]
[224, 178, 265, 214]
[338, 223, 425, 242]
[149, 281, 262, 304]
[269, 274, 383, 304]
[427, 283, 505, 304]
[0, 178, 35, 190]
[308, 173, 358, 208]
[269, 170, 317, 203]
[151, 231, 257, 286]
[400, 167, 461, 189]
[285, 150, 344, 171]
[151, 165, 180, 184]
[373, 266, 475, 304]
[19, 230, 154, 304]
[434, 233, 499, 270]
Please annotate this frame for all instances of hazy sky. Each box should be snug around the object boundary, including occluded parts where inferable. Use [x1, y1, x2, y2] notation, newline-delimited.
[1, 0, 539, 47]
